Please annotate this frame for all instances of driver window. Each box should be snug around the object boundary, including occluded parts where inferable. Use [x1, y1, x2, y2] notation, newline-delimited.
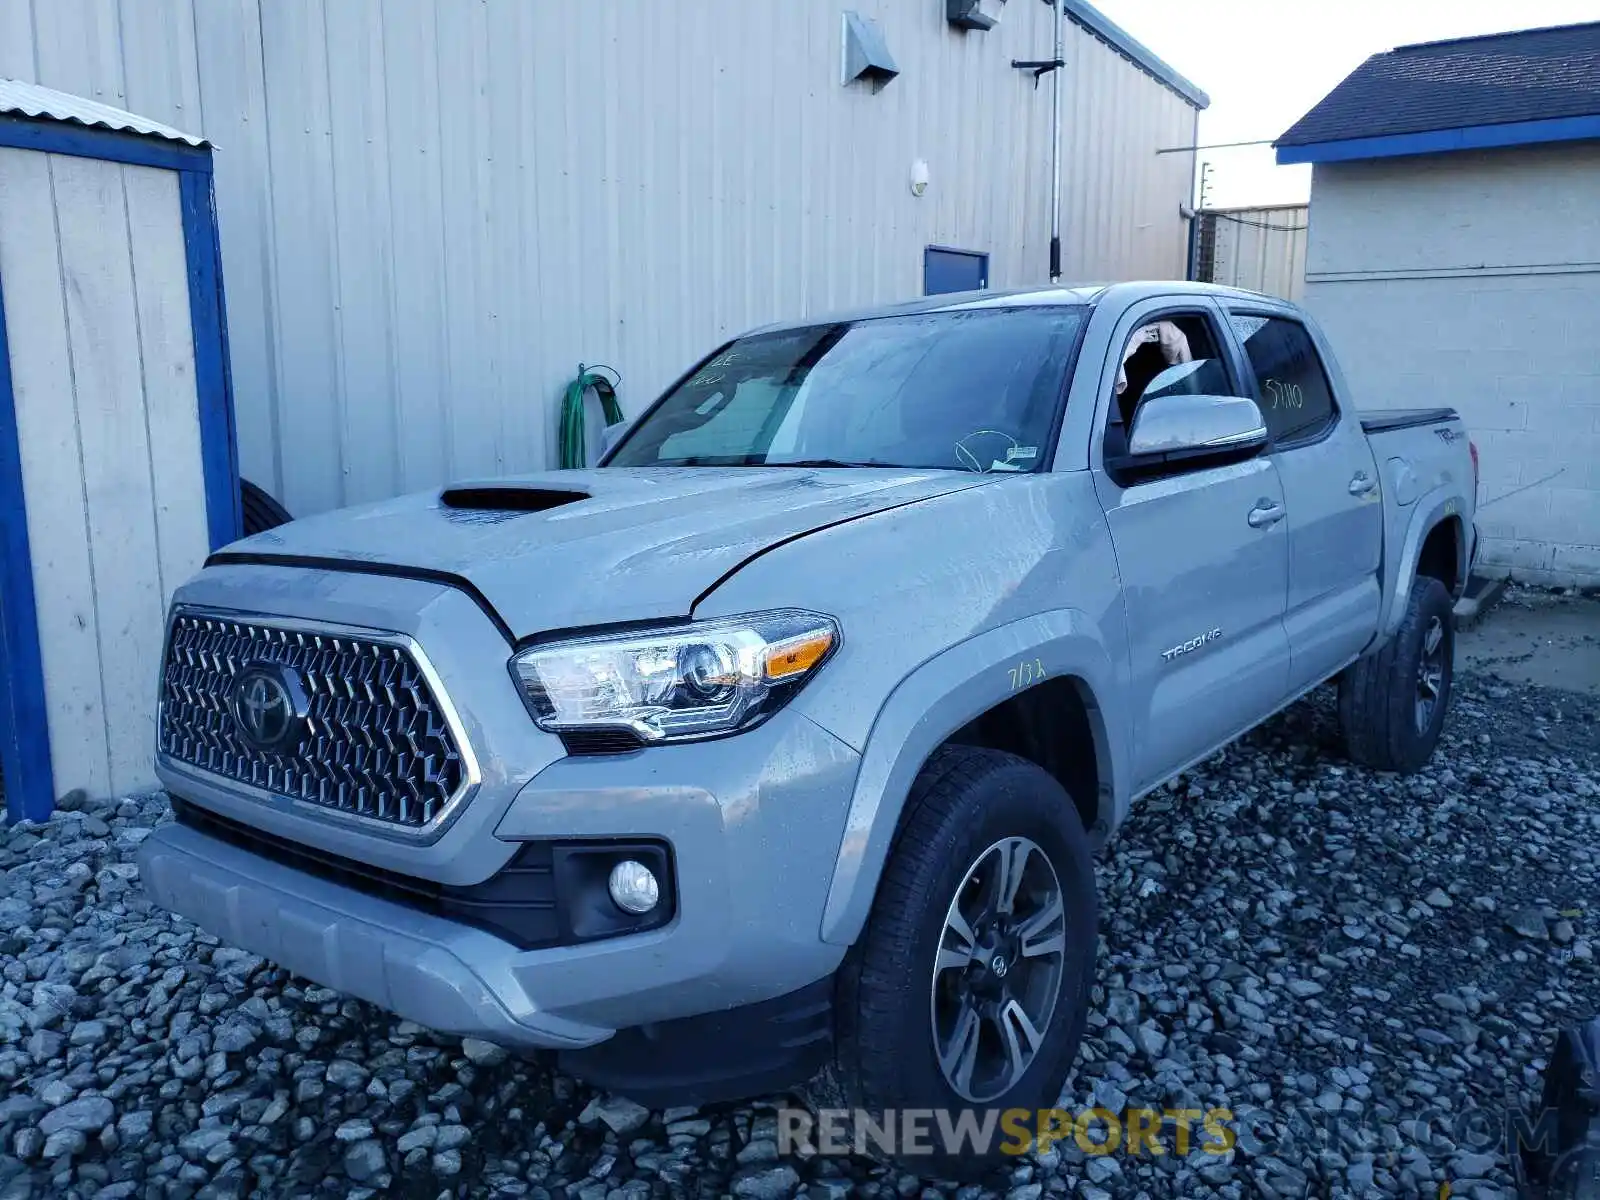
[1105, 313, 1229, 457]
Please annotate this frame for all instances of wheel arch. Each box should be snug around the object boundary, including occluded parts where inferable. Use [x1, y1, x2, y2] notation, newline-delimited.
[943, 675, 1109, 841]
[1416, 515, 1465, 592]
[818, 610, 1126, 947]
[1376, 488, 1468, 643]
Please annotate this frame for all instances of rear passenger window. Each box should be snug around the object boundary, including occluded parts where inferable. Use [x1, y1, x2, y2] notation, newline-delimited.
[1230, 315, 1337, 445]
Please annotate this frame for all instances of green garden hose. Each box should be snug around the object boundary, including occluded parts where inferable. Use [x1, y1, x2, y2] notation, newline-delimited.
[558, 365, 625, 468]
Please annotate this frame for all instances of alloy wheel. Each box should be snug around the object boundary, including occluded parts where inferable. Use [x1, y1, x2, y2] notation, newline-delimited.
[929, 836, 1067, 1103]
[1415, 615, 1446, 735]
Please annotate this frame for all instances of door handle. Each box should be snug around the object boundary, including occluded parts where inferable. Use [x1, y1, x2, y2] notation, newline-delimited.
[1248, 500, 1285, 528]
[1348, 471, 1377, 496]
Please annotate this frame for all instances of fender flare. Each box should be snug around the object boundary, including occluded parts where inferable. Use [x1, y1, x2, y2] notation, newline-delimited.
[1375, 486, 1466, 644]
[818, 609, 1125, 947]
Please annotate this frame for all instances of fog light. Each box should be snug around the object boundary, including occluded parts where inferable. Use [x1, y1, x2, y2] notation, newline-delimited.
[607, 860, 660, 914]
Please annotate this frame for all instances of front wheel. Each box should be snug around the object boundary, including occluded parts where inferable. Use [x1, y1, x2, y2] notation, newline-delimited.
[1339, 574, 1456, 773]
[830, 746, 1098, 1169]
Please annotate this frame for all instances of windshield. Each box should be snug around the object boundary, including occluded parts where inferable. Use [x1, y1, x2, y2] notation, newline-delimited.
[608, 306, 1085, 472]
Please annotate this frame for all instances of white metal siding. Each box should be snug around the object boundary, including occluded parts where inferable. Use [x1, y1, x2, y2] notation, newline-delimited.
[1302, 145, 1600, 588]
[1, 0, 1199, 518]
[1202, 205, 1307, 302]
[0, 148, 210, 799]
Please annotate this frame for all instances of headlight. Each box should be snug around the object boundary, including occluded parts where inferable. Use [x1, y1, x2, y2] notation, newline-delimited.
[509, 610, 839, 744]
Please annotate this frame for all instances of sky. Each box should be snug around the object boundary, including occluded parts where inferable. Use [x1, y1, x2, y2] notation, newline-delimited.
[1089, 0, 1600, 209]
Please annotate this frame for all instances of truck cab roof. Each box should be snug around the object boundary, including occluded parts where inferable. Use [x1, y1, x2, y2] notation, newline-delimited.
[745, 280, 1293, 337]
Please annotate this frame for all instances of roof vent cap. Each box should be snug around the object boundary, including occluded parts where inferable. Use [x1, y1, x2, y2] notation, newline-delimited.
[947, 0, 1004, 32]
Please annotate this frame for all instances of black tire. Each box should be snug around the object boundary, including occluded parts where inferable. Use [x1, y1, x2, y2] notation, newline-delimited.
[1339, 575, 1455, 773]
[241, 478, 292, 536]
[831, 745, 1098, 1172]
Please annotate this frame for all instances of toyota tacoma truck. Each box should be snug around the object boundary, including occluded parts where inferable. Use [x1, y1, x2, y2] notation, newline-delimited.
[140, 282, 1478, 1142]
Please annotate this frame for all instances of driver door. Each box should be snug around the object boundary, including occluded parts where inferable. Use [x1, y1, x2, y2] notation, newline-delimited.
[1090, 299, 1291, 791]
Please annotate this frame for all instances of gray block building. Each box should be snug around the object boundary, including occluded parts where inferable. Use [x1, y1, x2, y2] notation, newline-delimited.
[1279, 21, 1600, 588]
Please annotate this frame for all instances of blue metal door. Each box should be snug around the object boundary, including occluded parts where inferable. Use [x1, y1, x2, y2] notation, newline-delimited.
[924, 246, 988, 295]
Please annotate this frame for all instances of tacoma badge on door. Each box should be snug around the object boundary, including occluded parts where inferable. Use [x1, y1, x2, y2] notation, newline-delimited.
[1162, 627, 1223, 662]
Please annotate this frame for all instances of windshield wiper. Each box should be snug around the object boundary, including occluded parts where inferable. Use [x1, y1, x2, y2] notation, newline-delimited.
[647, 456, 747, 467]
[758, 458, 903, 469]
[643, 456, 905, 468]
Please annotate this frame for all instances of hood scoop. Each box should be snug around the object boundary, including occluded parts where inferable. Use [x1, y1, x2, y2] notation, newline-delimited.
[439, 484, 590, 515]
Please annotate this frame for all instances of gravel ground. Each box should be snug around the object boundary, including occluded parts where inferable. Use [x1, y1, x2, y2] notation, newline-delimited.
[0, 672, 1595, 1200]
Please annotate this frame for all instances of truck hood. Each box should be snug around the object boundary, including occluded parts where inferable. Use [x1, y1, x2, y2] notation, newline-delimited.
[219, 467, 988, 638]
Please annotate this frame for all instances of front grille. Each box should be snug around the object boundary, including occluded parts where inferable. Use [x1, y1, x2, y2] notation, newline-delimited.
[158, 612, 469, 830]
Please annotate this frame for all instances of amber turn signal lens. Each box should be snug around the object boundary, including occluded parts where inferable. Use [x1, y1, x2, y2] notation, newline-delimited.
[763, 630, 835, 680]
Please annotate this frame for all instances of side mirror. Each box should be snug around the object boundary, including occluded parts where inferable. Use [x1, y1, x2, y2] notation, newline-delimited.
[1119, 393, 1268, 473]
[598, 419, 631, 459]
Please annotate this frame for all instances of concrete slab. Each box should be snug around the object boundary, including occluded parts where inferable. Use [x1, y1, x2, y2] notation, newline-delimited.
[1456, 586, 1600, 696]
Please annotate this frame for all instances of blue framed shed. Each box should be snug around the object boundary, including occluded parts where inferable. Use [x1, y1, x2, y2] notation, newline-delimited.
[0, 81, 240, 822]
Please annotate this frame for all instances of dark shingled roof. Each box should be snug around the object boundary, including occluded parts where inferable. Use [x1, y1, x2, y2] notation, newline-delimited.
[1277, 21, 1600, 148]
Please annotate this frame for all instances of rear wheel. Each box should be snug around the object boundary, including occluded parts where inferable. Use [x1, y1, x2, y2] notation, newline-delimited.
[831, 746, 1098, 1171]
[1339, 574, 1455, 773]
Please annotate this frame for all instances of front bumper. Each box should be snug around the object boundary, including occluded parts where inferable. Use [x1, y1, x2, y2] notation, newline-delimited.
[140, 819, 607, 1048]
[140, 702, 862, 1049]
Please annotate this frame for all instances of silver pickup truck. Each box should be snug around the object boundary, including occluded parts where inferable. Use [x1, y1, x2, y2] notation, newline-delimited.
[140, 282, 1477, 1144]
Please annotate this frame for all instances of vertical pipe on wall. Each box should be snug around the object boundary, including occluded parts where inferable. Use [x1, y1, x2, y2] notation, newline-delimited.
[1048, 0, 1064, 282]
[1185, 108, 1202, 280]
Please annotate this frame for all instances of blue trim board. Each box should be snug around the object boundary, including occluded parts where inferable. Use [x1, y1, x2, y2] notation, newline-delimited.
[180, 170, 243, 549]
[0, 114, 210, 174]
[0, 260, 57, 823]
[1276, 113, 1600, 164]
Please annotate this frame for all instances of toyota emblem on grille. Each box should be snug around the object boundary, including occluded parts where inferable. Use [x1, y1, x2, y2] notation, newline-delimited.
[230, 662, 309, 753]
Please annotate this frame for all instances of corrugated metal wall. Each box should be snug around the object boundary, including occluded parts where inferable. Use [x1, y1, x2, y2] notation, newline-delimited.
[1197, 205, 1308, 302]
[1, 0, 1199, 518]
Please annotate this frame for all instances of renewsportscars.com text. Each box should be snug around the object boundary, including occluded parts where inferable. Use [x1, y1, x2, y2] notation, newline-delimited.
[778, 1107, 1236, 1158]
